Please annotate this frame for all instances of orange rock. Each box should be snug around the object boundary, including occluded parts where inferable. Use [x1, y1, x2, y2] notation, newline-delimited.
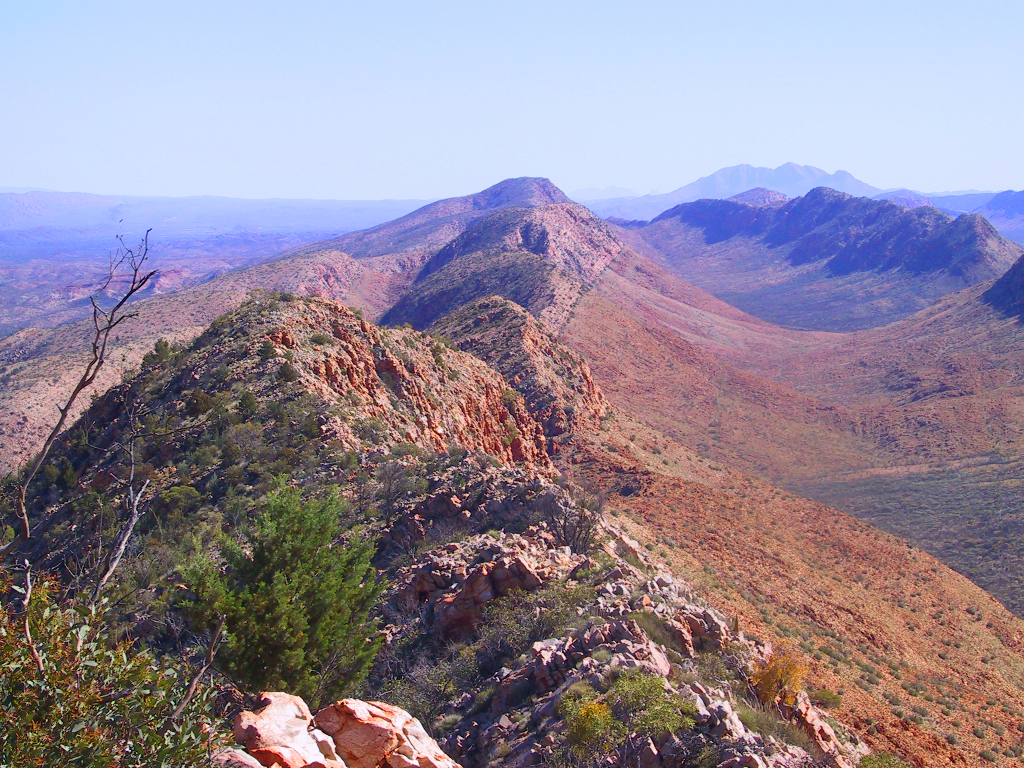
[233, 692, 324, 767]
[314, 699, 461, 768]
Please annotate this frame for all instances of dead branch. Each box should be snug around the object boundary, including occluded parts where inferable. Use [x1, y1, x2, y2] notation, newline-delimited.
[2, 230, 155, 562]
[20, 561, 45, 675]
[90, 425, 149, 611]
[169, 614, 226, 723]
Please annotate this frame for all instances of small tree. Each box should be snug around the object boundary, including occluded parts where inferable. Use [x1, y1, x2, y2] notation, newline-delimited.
[546, 480, 604, 554]
[186, 485, 384, 708]
[750, 645, 807, 706]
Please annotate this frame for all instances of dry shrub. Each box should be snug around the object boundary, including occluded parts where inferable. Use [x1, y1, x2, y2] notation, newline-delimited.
[750, 644, 807, 705]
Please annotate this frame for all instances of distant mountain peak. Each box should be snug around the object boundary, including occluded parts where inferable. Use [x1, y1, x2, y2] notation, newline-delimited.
[586, 163, 880, 221]
[472, 177, 571, 209]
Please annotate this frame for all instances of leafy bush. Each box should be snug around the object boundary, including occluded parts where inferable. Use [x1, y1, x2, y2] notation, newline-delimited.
[0, 574, 219, 767]
[610, 668, 696, 737]
[750, 644, 807, 705]
[860, 753, 913, 768]
[237, 390, 259, 419]
[186, 485, 384, 708]
[566, 701, 619, 758]
[278, 362, 300, 382]
[258, 340, 276, 362]
[810, 688, 843, 709]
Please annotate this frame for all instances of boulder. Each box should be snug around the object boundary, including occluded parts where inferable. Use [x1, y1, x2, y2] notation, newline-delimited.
[212, 749, 266, 768]
[232, 692, 324, 767]
[315, 698, 462, 768]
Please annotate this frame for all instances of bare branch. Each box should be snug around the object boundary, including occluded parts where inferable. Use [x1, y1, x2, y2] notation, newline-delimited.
[20, 561, 45, 675]
[169, 614, 226, 723]
[2, 230, 156, 562]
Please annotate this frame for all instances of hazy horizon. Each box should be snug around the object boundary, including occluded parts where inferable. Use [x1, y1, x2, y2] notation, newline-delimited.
[3, 2, 1022, 200]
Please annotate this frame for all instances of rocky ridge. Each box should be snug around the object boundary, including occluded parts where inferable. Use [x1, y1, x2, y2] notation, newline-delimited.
[430, 295, 611, 448]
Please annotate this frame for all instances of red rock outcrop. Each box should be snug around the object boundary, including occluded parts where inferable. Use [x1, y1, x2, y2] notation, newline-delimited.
[431, 295, 610, 447]
[259, 297, 550, 466]
[315, 699, 461, 768]
[230, 693, 461, 768]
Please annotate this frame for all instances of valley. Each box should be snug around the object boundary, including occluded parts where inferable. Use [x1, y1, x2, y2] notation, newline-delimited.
[3, 176, 1024, 767]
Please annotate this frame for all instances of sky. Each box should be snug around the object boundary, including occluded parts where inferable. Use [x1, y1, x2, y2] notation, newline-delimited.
[1, 1, 1022, 200]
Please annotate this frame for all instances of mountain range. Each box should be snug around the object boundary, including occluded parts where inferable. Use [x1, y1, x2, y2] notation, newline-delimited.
[583, 163, 883, 220]
[3, 175, 1024, 766]
[615, 186, 1023, 330]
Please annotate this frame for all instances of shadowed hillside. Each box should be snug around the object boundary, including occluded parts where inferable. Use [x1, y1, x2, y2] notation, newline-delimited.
[623, 187, 1023, 331]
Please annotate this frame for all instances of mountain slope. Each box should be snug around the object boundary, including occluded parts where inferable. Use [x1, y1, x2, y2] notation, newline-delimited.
[429, 295, 610, 448]
[382, 202, 627, 331]
[586, 163, 881, 220]
[0, 178, 567, 474]
[977, 190, 1024, 245]
[305, 177, 570, 264]
[625, 187, 1023, 330]
[984, 252, 1024, 316]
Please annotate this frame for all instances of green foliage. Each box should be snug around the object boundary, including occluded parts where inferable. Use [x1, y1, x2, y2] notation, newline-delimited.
[309, 332, 334, 346]
[736, 701, 811, 750]
[859, 753, 914, 768]
[154, 485, 202, 521]
[558, 682, 599, 719]
[629, 611, 686, 656]
[184, 388, 216, 416]
[237, 390, 259, 419]
[610, 668, 696, 738]
[278, 362, 300, 382]
[186, 485, 384, 708]
[565, 702, 619, 758]
[0, 575, 219, 767]
[258, 340, 277, 362]
[810, 688, 843, 709]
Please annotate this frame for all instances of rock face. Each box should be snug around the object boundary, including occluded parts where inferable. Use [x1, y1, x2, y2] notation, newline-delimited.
[232, 692, 332, 768]
[231, 693, 461, 768]
[315, 699, 461, 768]
[258, 297, 550, 465]
[392, 526, 583, 639]
[431, 295, 611, 448]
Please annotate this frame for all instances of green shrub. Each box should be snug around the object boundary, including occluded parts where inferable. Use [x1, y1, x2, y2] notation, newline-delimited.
[810, 688, 844, 709]
[0, 574, 219, 767]
[278, 362, 300, 382]
[237, 390, 259, 419]
[610, 668, 696, 737]
[629, 611, 685, 655]
[566, 701, 618, 758]
[736, 701, 810, 750]
[860, 754, 913, 768]
[558, 682, 599, 719]
[185, 485, 384, 709]
[309, 332, 334, 346]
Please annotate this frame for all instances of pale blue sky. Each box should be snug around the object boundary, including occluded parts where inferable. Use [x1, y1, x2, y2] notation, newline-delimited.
[1, 1, 1021, 199]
